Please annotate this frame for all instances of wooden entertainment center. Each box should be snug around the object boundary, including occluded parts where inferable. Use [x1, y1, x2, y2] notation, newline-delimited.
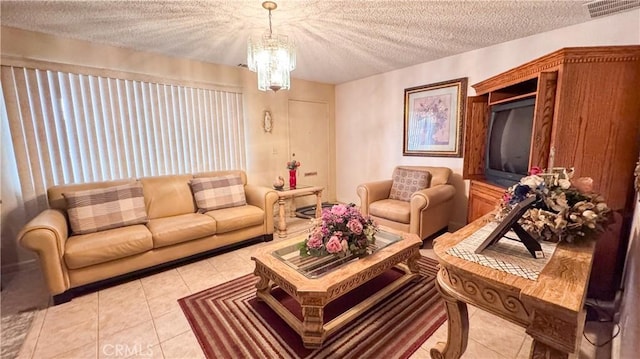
[463, 45, 640, 299]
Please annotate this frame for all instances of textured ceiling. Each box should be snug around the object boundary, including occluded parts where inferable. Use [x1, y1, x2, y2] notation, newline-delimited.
[1, 1, 593, 84]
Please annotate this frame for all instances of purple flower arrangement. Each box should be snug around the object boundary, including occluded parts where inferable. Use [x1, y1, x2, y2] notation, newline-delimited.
[299, 203, 378, 257]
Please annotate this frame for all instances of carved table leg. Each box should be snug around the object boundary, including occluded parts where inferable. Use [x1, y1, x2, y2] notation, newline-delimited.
[526, 308, 581, 358]
[431, 272, 469, 359]
[315, 190, 323, 218]
[407, 251, 421, 274]
[302, 305, 325, 348]
[278, 198, 287, 238]
[289, 198, 297, 218]
[254, 268, 271, 302]
[530, 339, 569, 359]
[406, 250, 421, 282]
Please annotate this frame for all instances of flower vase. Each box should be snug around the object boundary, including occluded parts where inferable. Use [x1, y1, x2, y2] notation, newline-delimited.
[289, 169, 297, 189]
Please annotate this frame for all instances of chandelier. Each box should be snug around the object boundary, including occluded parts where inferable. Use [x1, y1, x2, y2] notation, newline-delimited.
[247, 1, 296, 92]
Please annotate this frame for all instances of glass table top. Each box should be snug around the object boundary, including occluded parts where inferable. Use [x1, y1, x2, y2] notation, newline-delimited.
[272, 230, 403, 279]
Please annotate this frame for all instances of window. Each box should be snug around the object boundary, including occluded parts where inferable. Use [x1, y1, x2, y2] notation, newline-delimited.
[1, 65, 246, 218]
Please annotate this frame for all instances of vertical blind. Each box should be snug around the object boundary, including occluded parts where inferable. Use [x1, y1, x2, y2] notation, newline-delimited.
[1, 65, 246, 218]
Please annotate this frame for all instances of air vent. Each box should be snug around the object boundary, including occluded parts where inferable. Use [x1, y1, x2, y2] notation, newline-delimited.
[584, 0, 640, 18]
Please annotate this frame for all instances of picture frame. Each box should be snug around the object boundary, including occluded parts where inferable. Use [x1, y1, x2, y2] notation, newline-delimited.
[474, 196, 543, 259]
[403, 78, 468, 157]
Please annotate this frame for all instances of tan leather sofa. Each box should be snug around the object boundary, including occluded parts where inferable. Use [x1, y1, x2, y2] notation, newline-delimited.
[18, 170, 278, 304]
[357, 166, 456, 240]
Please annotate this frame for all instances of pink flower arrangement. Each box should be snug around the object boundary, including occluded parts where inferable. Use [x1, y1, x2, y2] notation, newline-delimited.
[325, 236, 343, 254]
[299, 203, 378, 257]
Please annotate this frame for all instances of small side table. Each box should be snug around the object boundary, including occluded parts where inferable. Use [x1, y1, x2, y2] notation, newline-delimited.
[274, 185, 324, 238]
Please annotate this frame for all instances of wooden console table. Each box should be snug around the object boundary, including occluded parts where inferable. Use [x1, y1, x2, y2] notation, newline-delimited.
[431, 215, 595, 359]
[275, 185, 324, 238]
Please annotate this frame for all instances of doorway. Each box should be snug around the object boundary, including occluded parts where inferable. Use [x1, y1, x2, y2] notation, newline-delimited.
[288, 100, 330, 208]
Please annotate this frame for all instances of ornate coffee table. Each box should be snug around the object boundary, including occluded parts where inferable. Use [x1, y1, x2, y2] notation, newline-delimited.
[251, 229, 422, 348]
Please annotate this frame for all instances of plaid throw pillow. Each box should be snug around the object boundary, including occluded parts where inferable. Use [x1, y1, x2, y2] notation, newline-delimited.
[64, 183, 148, 235]
[389, 169, 432, 202]
[190, 175, 247, 212]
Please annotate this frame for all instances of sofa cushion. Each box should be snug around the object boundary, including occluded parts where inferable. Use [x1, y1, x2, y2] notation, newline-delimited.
[204, 205, 264, 234]
[64, 224, 152, 269]
[147, 213, 217, 248]
[369, 199, 410, 224]
[389, 168, 432, 202]
[48, 179, 136, 211]
[64, 183, 148, 235]
[190, 175, 246, 212]
[140, 175, 196, 219]
[194, 170, 247, 185]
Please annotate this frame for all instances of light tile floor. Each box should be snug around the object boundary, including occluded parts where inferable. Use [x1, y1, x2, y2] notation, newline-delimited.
[2, 217, 614, 359]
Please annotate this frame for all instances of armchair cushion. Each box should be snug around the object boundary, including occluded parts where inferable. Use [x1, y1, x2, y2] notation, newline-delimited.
[63, 183, 148, 235]
[389, 168, 432, 202]
[369, 199, 410, 224]
[190, 175, 246, 212]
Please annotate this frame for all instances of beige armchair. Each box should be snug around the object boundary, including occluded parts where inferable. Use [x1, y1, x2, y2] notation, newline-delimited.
[357, 166, 456, 240]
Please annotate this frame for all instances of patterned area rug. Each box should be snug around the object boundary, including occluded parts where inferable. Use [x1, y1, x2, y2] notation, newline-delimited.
[179, 256, 445, 359]
[294, 202, 338, 219]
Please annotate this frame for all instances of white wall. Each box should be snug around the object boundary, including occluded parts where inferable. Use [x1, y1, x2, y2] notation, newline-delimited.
[335, 10, 640, 230]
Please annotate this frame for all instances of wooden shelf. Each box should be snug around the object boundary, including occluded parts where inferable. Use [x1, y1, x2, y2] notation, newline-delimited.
[487, 78, 538, 105]
[488, 92, 536, 106]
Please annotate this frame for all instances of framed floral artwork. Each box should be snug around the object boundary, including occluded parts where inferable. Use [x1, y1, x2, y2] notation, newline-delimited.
[403, 78, 467, 157]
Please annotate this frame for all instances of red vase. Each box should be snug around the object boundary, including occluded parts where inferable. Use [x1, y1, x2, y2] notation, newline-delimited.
[289, 169, 297, 189]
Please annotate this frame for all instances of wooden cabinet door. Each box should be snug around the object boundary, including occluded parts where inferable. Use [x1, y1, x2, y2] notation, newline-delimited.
[529, 71, 557, 169]
[467, 180, 505, 223]
[462, 95, 489, 180]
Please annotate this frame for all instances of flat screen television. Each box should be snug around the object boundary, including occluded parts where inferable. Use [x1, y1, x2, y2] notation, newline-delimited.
[485, 97, 535, 187]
